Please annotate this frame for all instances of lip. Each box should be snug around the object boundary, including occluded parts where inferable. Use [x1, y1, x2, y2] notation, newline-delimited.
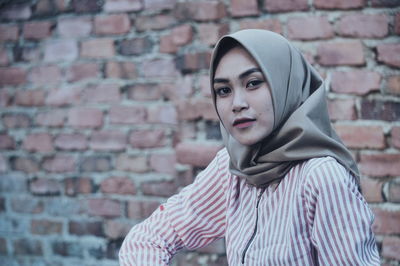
[233, 117, 256, 129]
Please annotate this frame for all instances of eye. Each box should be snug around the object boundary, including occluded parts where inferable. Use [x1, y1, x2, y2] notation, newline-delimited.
[246, 79, 263, 89]
[215, 87, 232, 97]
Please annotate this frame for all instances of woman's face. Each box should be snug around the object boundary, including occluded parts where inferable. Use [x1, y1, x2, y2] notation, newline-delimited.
[213, 46, 275, 146]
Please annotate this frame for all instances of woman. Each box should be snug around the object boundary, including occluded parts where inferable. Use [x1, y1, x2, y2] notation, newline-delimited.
[119, 29, 380, 265]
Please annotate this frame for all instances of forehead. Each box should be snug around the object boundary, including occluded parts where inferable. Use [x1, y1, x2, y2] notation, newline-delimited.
[214, 46, 259, 77]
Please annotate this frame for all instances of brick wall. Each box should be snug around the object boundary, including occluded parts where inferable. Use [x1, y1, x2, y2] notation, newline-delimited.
[0, 0, 399, 265]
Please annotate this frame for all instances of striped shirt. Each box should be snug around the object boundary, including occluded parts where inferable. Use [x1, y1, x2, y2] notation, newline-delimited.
[119, 148, 380, 265]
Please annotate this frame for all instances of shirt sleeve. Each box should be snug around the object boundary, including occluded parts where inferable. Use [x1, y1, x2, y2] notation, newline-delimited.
[119, 149, 229, 265]
[303, 159, 380, 266]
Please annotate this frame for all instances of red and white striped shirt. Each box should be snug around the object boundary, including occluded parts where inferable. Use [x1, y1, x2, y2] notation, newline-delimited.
[119, 148, 380, 265]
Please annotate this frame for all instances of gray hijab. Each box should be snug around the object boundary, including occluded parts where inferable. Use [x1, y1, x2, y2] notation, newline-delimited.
[210, 29, 359, 188]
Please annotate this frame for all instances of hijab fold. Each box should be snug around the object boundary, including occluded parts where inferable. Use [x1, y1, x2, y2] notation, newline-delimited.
[210, 30, 359, 188]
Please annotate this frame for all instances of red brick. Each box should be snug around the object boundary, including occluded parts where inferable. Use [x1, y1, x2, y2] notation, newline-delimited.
[65, 178, 93, 195]
[0, 89, 11, 107]
[35, 0, 55, 15]
[175, 1, 226, 21]
[11, 196, 43, 213]
[264, 0, 308, 12]
[391, 127, 400, 149]
[317, 41, 365, 66]
[58, 17, 92, 38]
[337, 14, 388, 38]
[29, 65, 62, 87]
[176, 98, 218, 121]
[15, 90, 45, 106]
[23, 133, 53, 152]
[0, 4, 31, 20]
[160, 76, 194, 100]
[104, 220, 133, 239]
[0, 134, 15, 149]
[69, 221, 103, 236]
[42, 155, 75, 173]
[52, 240, 83, 257]
[331, 70, 381, 95]
[106, 61, 137, 79]
[287, 16, 333, 40]
[149, 153, 176, 174]
[109, 105, 147, 124]
[377, 43, 400, 68]
[129, 129, 166, 149]
[72, 0, 102, 12]
[127, 84, 162, 101]
[100, 177, 136, 194]
[66, 63, 100, 82]
[87, 198, 121, 217]
[359, 153, 400, 177]
[135, 14, 177, 31]
[0, 156, 6, 173]
[12, 157, 39, 173]
[94, 14, 131, 35]
[45, 87, 82, 107]
[127, 199, 160, 219]
[160, 25, 193, 53]
[371, 0, 400, 7]
[104, 0, 143, 12]
[142, 180, 179, 197]
[198, 23, 229, 46]
[23, 21, 52, 40]
[20, 45, 41, 63]
[3, 113, 31, 128]
[31, 220, 62, 235]
[13, 239, 42, 256]
[44, 39, 78, 62]
[82, 83, 121, 103]
[360, 177, 383, 203]
[0, 48, 9, 66]
[176, 52, 212, 73]
[361, 99, 400, 121]
[372, 207, 400, 234]
[382, 236, 400, 260]
[35, 110, 66, 127]
[176, 141, 222, 167]
[387, 75, 400, 95]
[68, 107, 103, 128]
[30, 178, 61, 195]
[54, 133, 87, 150]
[142, 58, 178, 78]
[143, 0, 176, 10]
[89, 130, 127, 151]
[81, 38, 115, 59]
[0, 24, 19, 41]
[395, 13, 400, 35]
[147, 104, 178, 125]
[231, 0, 258, 17]
[116, 154, 148, 173]
[119, 36, 153, 55]
[314, 0, 365, 9]
[388, 181, 400, 203]
[0, 67, 27, 86]
[335, 124, 385, 149]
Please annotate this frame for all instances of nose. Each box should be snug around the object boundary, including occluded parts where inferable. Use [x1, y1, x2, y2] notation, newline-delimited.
[232, 90, 248, 113]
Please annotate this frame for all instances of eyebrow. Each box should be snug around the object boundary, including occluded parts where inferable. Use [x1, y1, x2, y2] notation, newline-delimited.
[213, 67, 262, 84]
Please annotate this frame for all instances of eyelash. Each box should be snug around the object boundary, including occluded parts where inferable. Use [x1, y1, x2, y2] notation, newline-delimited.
[214, 79, 264, 97]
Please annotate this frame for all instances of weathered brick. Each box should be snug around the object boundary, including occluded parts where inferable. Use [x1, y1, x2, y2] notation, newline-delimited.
[359, 153, 400, 177]
[314, 0, 365, 9]
[391, 126, 400, 149]
[388, 181, 400, 203]
[0, 174, 27, 193]
[0, 4, 32, 20]
[231, 0, 258, 17]
[372, 207, 400, 234]
[0, 24, 19, 41]
[80, 156, 112, 172]
[317, 41, 364, 66]
[149, 153, 176, 174]
[334, 124, 385, 149]
[176, 98, 218, 121]
[69, 220, 103, 236]
[0, 48, 9, 66]
[159, 25, 193, 53]
[13, 239, 42, 256]
[371, 0, 399, 7]
[45, 197, 85, 217]
[104, 0, 143, 12]
[106, 61, 136, 79]
[104, 220, 133, 239]
[42, 155, 75, 173]
[52, 241, 83, 257]
[382, 236, 400, 260]
[15, 90, 45, 106]
[147, 104, 178, 125]
[81, 38, 115, 58]
[11, 156, 39, 173]
[89, 130, 127, 151]
[20, 44, 41, 63]
[175, 1, 226, 21]
[0, 67, 27, 86]
[331, 70, 381, 95]
[65, 177, 93, 195]
[127, 199, 160, 219]
[395, 13, 400, 35]
[31, 220, 62, 235]
[30, 178, 61, 195]
[176, 141, 222, 167]
[287, 16, 333, 40]
[3, 113, 31, 128]
[23, 133, 53, 152]
[135, 14, 177, 31]
[0, 134, 15, 149]
[0, 89, 11, 107]
[361, 99, 400, 121]
[198, 23, 229, 46]
[72, 0, 102, 13]
[119, 37, 152, 55]
[0, 155, 6, 173]
[94, 14, 131, 35]
[129, 129, 166, 149]
[109, 105, 146, 124]
[127, 83, 162, 101]
[360, 177, 383, 203]
[377, 43, 400, 68]
[54, 133, 87, 150]
[101, 177, 136, 194]
[337, 14, 388, 38]
[143, 58, 179, 78]
[142, 180, 179, 197]
[68, 107, 103, 128]
[87, 198, 121, 217]
[82, 83, 121, 103]
[29, 65, 62, 87]
[175, 52, 211, 73]
[58, 16, 92, 38]
[45, 87, 82, 107]
[264, 0, 308, 12]
[116, 154, 148, 173]
[386, 75, 400, 95]
[0, 238, 6, 254]
[11, 196, 43, 214]
[143, 0, 176, 10]
[23, 21, 52, 40]
[66, 63, 100, 82]
[44, 39, 78, 62]
[160, 76, 194, 100]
